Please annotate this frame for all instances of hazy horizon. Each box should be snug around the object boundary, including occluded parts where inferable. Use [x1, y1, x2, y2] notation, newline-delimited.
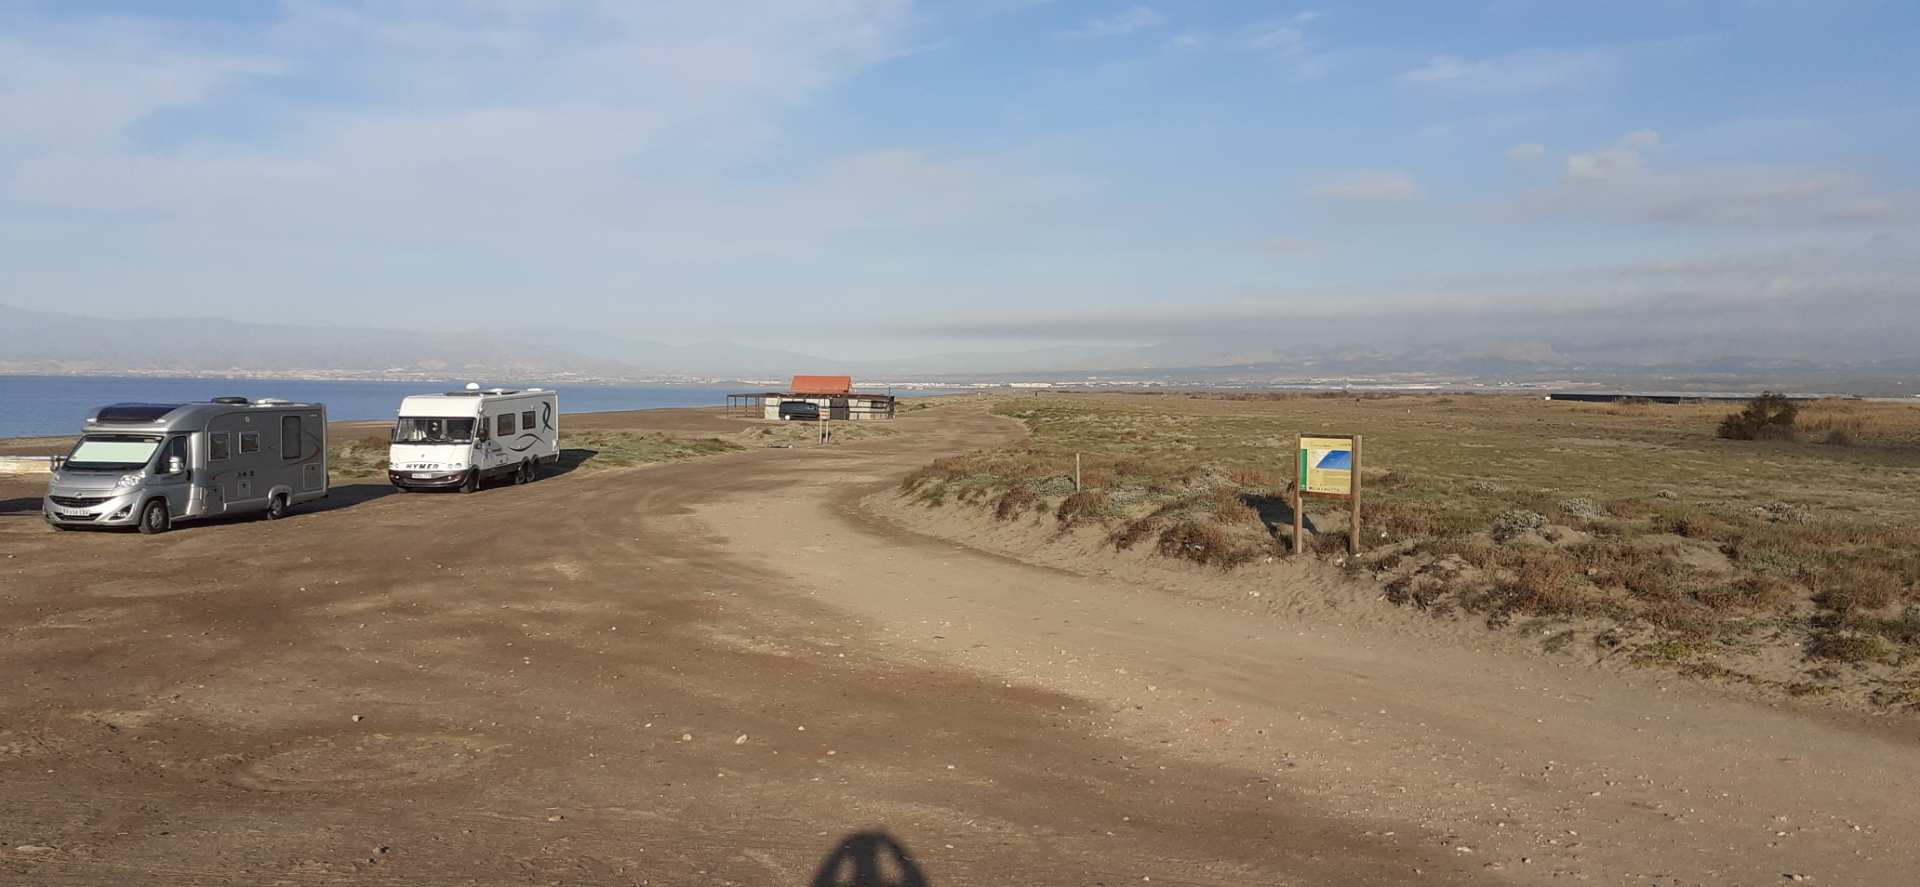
[2, 2, 1916, 367]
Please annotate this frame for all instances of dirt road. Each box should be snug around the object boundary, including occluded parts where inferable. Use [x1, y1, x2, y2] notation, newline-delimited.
[2, 401, 1915, 885]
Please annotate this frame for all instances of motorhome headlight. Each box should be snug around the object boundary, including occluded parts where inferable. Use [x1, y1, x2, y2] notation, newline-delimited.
[115, 472, 145, 488]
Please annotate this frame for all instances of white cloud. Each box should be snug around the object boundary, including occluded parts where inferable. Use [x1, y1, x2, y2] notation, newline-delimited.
[1565, 129, 1657, 179]
[0, 2, 1112, 330]
[1071, 5, 1164, 38]
[1238, 11, 1318, 54]
[1400, 47, 1617, 95]
[1307, 169, 1420, 202]
[1536, 129, 1900, 225]
[1506, 142, 1546, 161]
[0, 27, 279, 153]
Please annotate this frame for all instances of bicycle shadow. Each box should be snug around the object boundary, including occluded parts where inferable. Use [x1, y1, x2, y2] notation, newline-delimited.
[809, 831, 929, 887]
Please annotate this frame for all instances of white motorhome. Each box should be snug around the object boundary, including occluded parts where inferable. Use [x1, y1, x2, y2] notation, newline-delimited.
[387, 385, 559, 492]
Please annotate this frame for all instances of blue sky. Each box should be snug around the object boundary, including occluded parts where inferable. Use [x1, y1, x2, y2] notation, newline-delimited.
[2, 1, 1915, 363]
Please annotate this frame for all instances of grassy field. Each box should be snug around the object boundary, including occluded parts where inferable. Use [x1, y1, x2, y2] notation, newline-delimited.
[901, 392, 1920, 708]
[326, 418, 892, 479]
[328, 431, 747, 478]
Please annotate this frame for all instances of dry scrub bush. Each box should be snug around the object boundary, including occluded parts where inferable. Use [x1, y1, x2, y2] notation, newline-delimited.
[1369, 501, 1439, 537]
[1490, 509, 1547, 541]
[1717, 391, 1799, 441]
[1558, 497, 1605, 522]
[1055, 490, 1109, 528]
[1695, 575, 1795, 613]
[1155, 520, 1259, 569]
[1207, 489, 1262, 526]
[1229, 467, 1276, 488]
[1605, 498, 1657, 519]
[1109, 516, 1158, 551]
[993, 488, 1039, 521]
[1805, 632, 1890, 663]
[1663, 511, 1725, 539]
[1813, 568, 1906, 614]
[1498, 556, 1587, 615]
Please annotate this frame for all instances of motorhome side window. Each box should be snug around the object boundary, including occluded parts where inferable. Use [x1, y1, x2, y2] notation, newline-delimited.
[520, 410, 536, 431]
[210, 432, 231, 461]
[162, 436, 188, 472]
[281, 415, 302, 461]
[498, 413, 515, 436]
[239, 432, 260, 454]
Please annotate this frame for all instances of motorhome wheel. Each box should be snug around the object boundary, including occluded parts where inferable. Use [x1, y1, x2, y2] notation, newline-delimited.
[460, 469, 480, 493]
[266, 494, 288, 520]
[138, 499, 171, 535]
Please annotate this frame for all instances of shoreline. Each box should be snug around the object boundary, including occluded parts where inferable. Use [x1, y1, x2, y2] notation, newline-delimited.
[0, 404, 749, 452]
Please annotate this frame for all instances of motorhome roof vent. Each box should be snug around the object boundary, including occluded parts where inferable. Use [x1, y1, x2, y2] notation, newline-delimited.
[96, 403, 186, 424]
[211, 396, 250, 405]
[254, 398, 291, 405]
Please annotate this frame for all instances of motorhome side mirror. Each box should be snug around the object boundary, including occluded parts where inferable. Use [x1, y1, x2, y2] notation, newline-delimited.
[167, 456, 185, 474]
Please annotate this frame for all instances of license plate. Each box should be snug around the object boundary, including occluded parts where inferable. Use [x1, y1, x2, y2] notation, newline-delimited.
[412, 473, 434, 479]
[60, 512, 89, 519]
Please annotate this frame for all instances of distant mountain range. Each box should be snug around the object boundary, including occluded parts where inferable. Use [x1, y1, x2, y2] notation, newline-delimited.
[2, 303, 1916, 395]
[0, 303, 813, 379]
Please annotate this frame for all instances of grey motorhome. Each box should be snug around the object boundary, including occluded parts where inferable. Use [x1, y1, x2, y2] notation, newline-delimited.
[43, 398, 329, 534]
[387, 386, 559, 492]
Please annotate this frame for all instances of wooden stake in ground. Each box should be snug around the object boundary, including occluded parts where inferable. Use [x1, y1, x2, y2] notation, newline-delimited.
[1074, 453, 1082, 492]
[1291, 480, 1304, 557]
[1349, 434, 1363, 556]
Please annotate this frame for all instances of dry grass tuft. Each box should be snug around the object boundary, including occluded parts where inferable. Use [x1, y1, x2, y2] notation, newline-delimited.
[1207, 488, 1262, 526]
[1805, 632, 1890, 663]
[1156, 520, 1261, 569]
[994, 487, 1040, 521]
[1109, 516, 1158, 551]
[1813, 567, 1906, 614]
[1055, 490, 1110, 528]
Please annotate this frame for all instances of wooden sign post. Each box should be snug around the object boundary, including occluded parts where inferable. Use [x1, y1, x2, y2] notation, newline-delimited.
[1293, 434, 1363, 556]
[1291, 478, 1305, 557]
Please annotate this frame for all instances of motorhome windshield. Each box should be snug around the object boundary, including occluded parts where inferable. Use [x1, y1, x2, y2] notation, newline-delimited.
[394, 417, 476, 444]
[66, 434, 163, 471]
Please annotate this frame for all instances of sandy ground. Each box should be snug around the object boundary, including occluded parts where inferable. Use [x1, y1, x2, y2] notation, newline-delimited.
[1, 401, 1916, 885]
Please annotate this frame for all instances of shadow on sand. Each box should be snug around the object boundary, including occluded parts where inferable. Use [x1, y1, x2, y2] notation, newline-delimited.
[810, 831, 929, 887]
[1240, 492, 1319, 541]
[10, 482, 402, 530]
[549, 448, 600, 476]
[400, 450, 600, 495]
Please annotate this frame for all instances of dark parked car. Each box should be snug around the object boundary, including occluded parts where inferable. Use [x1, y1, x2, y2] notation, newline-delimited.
[778, 400, 820, 421]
